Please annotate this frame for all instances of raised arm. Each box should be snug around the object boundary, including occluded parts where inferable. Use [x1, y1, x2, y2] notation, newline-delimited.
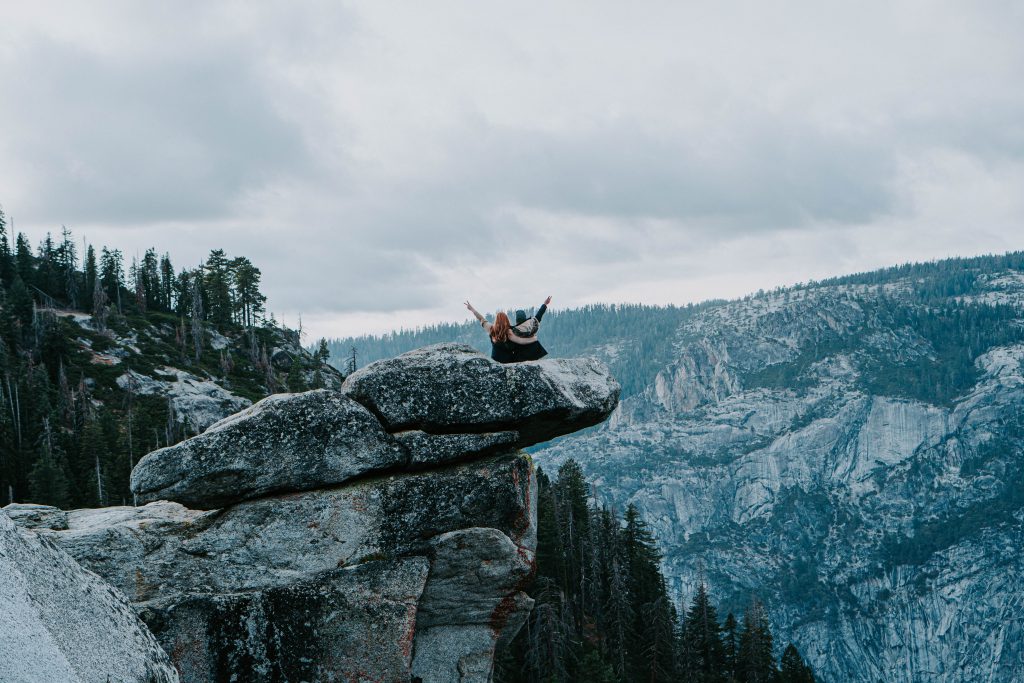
[465, 301, 491, 331]
[535, 295, 552, 322]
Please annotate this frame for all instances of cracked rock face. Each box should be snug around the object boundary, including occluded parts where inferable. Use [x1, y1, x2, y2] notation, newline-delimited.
[395, 430, 520, 466]
[6, 344, 615, 683]
[143, 558, 429, 683]
[411, 528, 537, 683]
[0, 512, 179, 683]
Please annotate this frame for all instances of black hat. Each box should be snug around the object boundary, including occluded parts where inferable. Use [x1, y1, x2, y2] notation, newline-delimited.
[515, 309, 528, 325]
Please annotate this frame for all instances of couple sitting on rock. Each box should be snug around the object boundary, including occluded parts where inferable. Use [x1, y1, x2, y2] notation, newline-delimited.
[465, 296, 551, 364]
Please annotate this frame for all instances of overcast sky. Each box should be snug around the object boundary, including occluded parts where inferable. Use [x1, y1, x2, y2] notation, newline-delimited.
[2, 2, 1022, 339]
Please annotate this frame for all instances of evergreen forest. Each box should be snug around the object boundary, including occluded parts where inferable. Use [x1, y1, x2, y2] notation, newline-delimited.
[494, 459, 818, 683]
[0, 206, 332, 510]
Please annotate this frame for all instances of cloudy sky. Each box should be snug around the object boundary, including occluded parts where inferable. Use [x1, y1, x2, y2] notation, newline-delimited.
[2, 2, 1022, 339]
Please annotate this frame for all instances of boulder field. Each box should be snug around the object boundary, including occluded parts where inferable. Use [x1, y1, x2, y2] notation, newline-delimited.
[2, 343, 619, 683]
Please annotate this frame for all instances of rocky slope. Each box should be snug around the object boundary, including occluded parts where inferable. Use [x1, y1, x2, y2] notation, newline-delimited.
[4, 343, 619, 682]
[53, 308, 343, 434]
[535, 263, 1024, 682]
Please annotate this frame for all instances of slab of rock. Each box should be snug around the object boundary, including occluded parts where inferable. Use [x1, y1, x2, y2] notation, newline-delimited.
[343, 343, 620, 446]
[131, 389, 406, 508]
[395, 429, 520, 467]
[1, 502, 69, 530]
[0, 512, 178, 683]
[412, 527, 536, 683]
[141, 558, 429, 683]
[39, 453, 536, 602]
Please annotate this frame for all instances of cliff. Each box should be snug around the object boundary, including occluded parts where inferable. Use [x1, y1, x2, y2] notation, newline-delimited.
[2, 343, 619, 683]
[535, 266, 1024, 682]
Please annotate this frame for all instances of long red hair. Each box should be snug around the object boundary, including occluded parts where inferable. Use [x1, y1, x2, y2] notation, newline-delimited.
[490, 311, 511, 342]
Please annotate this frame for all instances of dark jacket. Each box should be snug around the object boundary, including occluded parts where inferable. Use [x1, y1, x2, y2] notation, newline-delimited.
[507, 303, 548, 362]
[489, 338, 519, 363]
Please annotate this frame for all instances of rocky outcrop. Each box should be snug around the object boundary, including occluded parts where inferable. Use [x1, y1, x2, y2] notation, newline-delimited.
[117, 367, 253, 433]
[2, 502, 69, 530]
[130, 390, 406, 508]
[343, 343, 620, 447]
[0, 512, 179, 683]
[8, 345, 617, 683]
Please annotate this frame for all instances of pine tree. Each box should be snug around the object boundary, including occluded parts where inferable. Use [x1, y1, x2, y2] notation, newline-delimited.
[681, 583, 726, 682]
[57, 226, 78, 307]
[141, 248, 160, 310]
[534, 468, 567, 586]
[556, 459, 591, 626]
[203, 249, 233, 329]
[639, 595, 678, 682]
[99, 247, 124, 312]
[191, 274, 204, 362]
[130, 257, 146, 313]
[778, 643, 815, 683]
[91, 275, 109, 332]
[80, 416, 111, 507]
[0, 206, 14, 287]
[722, 612, 740, 682]
[286, 359, 307, 392]
[28, 418, 71, 508]
[622, 504, 677, 681]
[316, 338, 330, 363]
[737, 599, 776, 683]
[36, 232, 60, 298]
[577, 649, 617, 683]
[604, 551, 634, 680]
[159, 253, 175, 311]
[231, 256, 266, 328]
[83, 245, 97, 310]
[14, 232, 33, 284]
[9, 276, 34, 329]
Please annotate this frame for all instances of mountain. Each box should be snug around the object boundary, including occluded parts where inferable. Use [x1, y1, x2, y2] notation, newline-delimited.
[330, 252, 1024, 682]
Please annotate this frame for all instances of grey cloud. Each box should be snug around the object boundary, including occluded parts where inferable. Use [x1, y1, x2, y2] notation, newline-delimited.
[470, 119, 897, 230]
[1, 36, 316, 224]
[2, 1, 1023, 335]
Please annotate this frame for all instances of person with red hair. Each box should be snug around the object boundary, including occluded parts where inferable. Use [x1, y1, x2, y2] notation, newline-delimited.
[464, 296, 552, 363]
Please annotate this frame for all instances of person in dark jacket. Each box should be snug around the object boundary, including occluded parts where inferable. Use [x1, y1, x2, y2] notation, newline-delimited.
[508, 296, 551, 361]
[464, 296, 552, 363]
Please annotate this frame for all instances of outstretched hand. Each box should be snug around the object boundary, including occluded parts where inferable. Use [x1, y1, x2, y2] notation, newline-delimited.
[544, 295, 552, 306]
[464, 300, 473, 311]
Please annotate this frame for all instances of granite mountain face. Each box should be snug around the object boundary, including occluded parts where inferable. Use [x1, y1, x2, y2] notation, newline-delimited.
[534, 259, 1024, 682]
